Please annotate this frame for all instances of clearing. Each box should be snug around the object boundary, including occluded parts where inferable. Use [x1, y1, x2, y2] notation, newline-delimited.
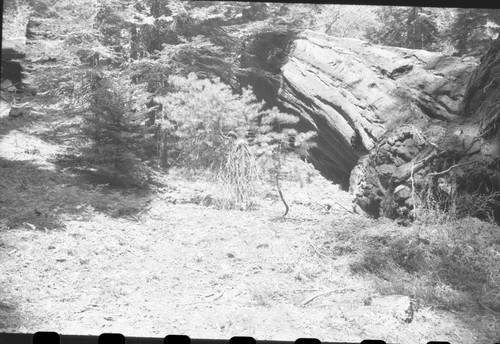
[0, 109, 497, 343]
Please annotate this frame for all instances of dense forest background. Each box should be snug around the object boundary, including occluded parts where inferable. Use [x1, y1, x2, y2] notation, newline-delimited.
[3, 0, 500, 189]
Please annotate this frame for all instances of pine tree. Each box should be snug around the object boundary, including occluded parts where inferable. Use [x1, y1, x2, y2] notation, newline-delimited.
[406, 7, 439, 50]
[367, 6, 439, 51]
[449, 8, 500, 56]
[81, 70, 147, 187]
[154, 73, 315, 210]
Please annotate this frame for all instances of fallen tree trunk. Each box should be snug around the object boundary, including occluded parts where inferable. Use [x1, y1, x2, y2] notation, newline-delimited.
[276, 30, 476, 186]
[242, 29, 499, 223]
[348, 36, 500, 224]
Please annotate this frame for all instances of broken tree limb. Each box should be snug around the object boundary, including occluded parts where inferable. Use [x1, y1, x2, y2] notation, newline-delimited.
[302, 288, 353, 306]
[307, 235, 330, 259]
[428, 161, 476, 177]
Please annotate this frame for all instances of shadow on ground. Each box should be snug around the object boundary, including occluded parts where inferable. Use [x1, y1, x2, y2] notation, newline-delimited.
[0, 157, 155, 231]
[0, 290, 21, 330]
[0, 101, 157, 231]
[0, 154, 155, 330]
[0, 101, 157, 332]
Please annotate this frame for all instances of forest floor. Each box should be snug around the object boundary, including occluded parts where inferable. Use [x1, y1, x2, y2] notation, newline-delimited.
[1, 107, 499, 344]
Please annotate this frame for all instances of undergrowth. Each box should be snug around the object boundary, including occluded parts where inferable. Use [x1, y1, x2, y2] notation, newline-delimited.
[413, 170, 500, 225]
[324, 215, 500, 313]
[213, 139, 262, 210]
[156, 73, 316, 211]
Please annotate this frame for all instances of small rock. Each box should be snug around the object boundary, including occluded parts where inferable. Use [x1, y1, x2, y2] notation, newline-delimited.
[227, 253, 235, 258]
[404, 198, 414, 208]
[396, 206, 409, 216]
[9, 107, 27, 118]
[1, 79, 16, 92]
[394, 185, 412, 201]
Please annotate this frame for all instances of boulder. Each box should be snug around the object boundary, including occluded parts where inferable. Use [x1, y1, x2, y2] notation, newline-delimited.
[394, 185, 412, 201]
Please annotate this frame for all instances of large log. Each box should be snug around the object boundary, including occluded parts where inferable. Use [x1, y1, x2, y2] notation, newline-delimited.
[277, 30, 477, 187]
[262, 30, 500, 223]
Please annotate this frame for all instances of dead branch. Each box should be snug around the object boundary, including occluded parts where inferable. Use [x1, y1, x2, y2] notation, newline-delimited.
[478, 301, 500, 315]
[302, 288, 352, 306]
[332, 200, 354, 213]
[428, 161, 476, 177]
[307, 235, 330, 259]
[183, 263, 209, 275]
[212, 291, 224, 301]
[464, 136, 482, 153]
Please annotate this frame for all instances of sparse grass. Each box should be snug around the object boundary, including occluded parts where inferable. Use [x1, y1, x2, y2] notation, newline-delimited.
[213, 139, 263, 211]
[413, 178, 500, 225]
[324, 215, 500, 313]
[454, 190, 500, 222]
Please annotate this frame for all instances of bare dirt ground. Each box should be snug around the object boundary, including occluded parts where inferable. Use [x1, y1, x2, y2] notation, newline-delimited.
[0, 110, 497, 344]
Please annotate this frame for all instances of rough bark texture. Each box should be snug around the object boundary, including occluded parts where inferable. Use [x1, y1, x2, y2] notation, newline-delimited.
[347, 35, 500, 223]
[259, 30, 500, 223]
[277, 30, 477, 187]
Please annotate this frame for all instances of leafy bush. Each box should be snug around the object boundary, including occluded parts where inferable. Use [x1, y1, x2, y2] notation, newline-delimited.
[156, 73, 251, 169]
[156, 73, 316, 209]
